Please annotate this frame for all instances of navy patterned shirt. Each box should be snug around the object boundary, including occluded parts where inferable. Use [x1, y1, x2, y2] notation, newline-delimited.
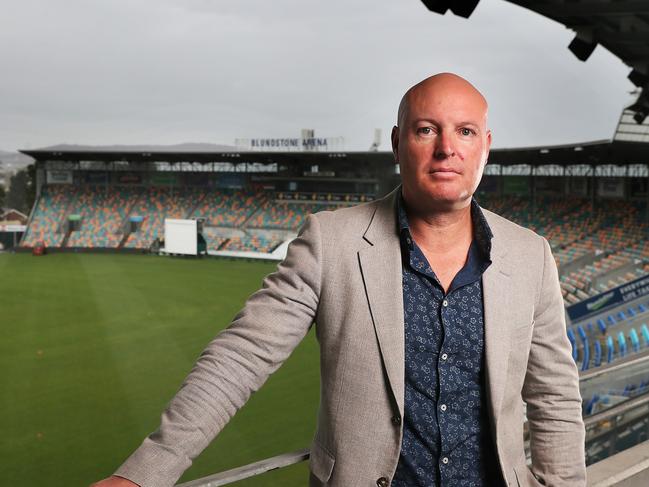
[392, 191, 504, 487]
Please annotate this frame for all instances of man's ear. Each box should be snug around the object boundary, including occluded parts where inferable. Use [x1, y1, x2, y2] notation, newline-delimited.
[391, 126, 399, 163]
[484, 129, 492, 165]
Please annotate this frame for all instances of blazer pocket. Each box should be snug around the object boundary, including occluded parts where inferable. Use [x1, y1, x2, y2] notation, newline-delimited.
[309, 440, 335, 483]
[513, 462, 545, 487]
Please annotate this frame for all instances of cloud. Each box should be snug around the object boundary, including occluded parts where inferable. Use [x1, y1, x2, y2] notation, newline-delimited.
[0, 0, 633, 151]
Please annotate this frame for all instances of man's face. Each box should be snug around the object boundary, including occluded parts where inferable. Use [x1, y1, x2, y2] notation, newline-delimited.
[392, 76, 492, 212]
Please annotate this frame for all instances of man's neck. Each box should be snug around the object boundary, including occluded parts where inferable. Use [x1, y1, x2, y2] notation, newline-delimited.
[403, 198, 474, 255]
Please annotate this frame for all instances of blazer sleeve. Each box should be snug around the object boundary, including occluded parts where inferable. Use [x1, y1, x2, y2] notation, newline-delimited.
[522, 236, 586, 486]
[114, 214, 323, 487]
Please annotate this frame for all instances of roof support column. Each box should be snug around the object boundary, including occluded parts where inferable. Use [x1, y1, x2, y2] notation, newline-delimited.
[530, 165, 536, 220]
[590, 164, 596, 215]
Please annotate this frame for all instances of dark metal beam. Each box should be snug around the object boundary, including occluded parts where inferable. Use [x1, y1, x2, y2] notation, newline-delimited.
[509, 1, 649, 18]
[593, 30, 649, 45]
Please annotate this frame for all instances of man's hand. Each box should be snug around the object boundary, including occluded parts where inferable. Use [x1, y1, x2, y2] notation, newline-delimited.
[90, 476, 140, 487]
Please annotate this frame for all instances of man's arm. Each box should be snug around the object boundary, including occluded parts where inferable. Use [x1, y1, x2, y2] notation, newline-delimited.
[523, 236, 586, 485]
[94, 214, 323, 487]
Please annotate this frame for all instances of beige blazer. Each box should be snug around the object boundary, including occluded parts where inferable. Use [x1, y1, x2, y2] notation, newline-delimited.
[116, 186, 586, 487]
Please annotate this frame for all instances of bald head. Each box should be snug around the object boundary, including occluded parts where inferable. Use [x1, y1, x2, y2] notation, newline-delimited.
[391, 72, 492, 213]
[397, 73, 488, 128]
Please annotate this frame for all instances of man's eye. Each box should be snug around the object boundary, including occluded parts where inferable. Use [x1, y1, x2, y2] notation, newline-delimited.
[460, 127, 475, 136]
[417, 127, 433, 135]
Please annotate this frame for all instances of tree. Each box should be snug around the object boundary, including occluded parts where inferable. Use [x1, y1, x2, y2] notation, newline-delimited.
[26, 163, 36, 211]
[6, 167, 32, 213]
[0, 160, 4, 208]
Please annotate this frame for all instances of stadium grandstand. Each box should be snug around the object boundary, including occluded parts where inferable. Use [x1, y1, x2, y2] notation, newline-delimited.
[18, 149, 387, 257]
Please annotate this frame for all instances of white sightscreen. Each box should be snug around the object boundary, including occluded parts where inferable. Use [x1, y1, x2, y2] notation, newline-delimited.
[164, 219, 197, 255]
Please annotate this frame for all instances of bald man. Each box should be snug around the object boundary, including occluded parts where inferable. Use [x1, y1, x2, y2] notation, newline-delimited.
[94, 74, 585, 487]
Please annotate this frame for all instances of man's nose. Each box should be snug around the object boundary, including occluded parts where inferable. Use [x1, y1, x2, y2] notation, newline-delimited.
[434, 131, 455, 160]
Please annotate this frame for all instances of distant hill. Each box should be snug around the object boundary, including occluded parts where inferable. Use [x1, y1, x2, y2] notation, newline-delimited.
[32, 142, 239, 153]
[0, 150, 34, 171]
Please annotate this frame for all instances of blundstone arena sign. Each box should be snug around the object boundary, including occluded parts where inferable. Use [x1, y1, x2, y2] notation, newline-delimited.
[235, 135, 344, 151]
[251, 137, 329, 149]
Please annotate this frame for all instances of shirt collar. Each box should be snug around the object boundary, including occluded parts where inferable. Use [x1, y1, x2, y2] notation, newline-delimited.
[396, 188, 493, 260]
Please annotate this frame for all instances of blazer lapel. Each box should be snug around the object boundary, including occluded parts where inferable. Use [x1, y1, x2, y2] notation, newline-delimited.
[357, 188, 405, 415]
[481, 215, 515, 432]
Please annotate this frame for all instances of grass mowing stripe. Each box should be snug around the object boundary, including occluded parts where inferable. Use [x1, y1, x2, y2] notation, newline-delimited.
[2, 254, 139, 485]
[80, 254, 191, 438]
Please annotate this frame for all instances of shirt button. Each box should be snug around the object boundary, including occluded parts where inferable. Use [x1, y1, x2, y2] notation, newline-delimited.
[440, 404, 447, 412]
[441, 353, 448, 361]
[376, 477, 389, 487]
[442, 457, 449, 465]
[442, 299, 448, 307]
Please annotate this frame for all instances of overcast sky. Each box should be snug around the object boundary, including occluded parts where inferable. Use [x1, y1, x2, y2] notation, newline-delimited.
[0, 0, 635, 152]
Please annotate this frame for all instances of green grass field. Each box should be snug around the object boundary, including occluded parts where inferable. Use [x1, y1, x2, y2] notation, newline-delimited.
[0, 252, 319, 487]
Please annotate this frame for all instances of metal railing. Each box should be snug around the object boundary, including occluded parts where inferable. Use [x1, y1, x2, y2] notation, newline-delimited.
[177, 392, 649, 486]
[176, 449, 309, 487]
[586, 440, 649, 487]
[585, 390, 649, 465]
[580, 349, 649, 383]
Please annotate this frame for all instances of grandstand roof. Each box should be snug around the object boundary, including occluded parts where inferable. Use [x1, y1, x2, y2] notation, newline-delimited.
[489, 139, 649, 166]
[21, 139, 649, 167]
[423, 0, 649, 123]
[20, 149, 394, 166]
